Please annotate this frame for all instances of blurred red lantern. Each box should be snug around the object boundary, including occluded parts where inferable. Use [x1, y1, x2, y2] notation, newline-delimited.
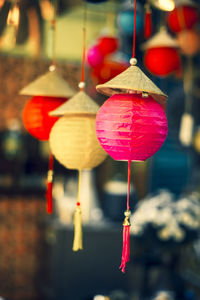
[23, 96, 66, 141]
[177, 29, 200, 56]
[144, 47, 181, 77]
[91, 60, 128, 84]
[167, 5, 199, 33]
[98, 36, 118, 56]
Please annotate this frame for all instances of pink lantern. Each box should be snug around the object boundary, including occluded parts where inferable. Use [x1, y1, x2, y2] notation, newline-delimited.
[96, 93, 168, 162]
[87, 45, 104, 67]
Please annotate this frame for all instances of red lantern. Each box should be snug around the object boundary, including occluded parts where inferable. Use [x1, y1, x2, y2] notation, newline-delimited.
[167, 5, 199, 33]
[96, 93, 168, 162]
[23, 96, 66, 141]
[144, 47, 181, 77]
[98, 36, 118, 56]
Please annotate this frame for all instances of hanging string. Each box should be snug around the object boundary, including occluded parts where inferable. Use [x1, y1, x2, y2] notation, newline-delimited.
[132, 0, 137, 58]
[127, 160, 131, 211]
[79, 1, 87, 91]
[50, 0, 58, 68]
[120, 160, 131, 273]
[73, 169, 83, 251]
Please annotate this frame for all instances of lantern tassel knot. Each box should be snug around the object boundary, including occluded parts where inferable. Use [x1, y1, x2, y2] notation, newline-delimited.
[73, 202, 83, 251]
[120, 210, 131, 273]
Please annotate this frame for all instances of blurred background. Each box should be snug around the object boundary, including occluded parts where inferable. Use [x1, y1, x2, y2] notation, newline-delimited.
[0, 0, 200, 299]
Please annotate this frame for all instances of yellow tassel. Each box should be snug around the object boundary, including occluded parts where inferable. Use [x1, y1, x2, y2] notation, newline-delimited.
[72, 204, 83, 251]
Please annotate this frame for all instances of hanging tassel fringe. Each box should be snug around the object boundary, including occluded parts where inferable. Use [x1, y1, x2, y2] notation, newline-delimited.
[144, 4, 152, 39]
[46, 154, 54, 214]
[120, 210, 131, 273]
[73, 202, 83, 251]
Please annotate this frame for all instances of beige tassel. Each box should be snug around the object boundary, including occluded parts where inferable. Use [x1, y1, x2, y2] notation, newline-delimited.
[72, 169, 83, 251]
[72, 203, 83, 251]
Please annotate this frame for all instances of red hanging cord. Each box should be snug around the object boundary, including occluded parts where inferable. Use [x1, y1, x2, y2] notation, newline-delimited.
[46, 153, 54, 214]
[132, 0, 137, 58]
[120, 160, 131, 273]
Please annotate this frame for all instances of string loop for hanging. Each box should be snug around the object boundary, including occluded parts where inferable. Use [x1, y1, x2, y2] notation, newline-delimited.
[79, 1, 87, 91]
[132, 0, 137, 58]
[50, 0, 58, 68]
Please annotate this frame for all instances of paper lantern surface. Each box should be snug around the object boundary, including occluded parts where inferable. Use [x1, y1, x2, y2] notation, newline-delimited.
[144, 47, 181, 76]
[177, 29, 200, 56]
[87, 45, 104, 68]
[117, 9, 144, 36]
[96, 93, 168, 161]
[98, 36, 118, 56]
[167, 5, 199, 33]
[49, 116, 107, 170]
[91, 60, 128, 84]
[23, 96, 66, 140]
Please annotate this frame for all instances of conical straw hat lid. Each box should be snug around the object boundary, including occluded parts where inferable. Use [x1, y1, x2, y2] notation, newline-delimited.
[49, 91, 99, 116]
[96, 64, 168, 104]
[142, 27, 179, 49]
[20, 69, 75, 98]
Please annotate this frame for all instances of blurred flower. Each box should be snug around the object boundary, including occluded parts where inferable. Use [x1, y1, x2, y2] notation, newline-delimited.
[130, 190, 200, 244]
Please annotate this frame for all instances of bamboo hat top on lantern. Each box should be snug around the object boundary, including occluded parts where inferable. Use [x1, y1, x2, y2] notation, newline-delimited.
[96, 59, 168, 105]
[20, 67, 75, 98]
[142, 27, 179, 50]
[49, 90, 99, 116]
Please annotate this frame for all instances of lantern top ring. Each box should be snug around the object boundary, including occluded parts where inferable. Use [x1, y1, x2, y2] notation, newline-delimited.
[130, 57, 137, 66]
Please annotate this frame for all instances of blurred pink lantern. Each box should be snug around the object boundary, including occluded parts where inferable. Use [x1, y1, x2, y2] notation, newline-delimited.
[87, 45, 104, 67]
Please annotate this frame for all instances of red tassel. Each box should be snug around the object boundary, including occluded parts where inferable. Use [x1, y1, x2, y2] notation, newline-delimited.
[144, 4, 152, 39]
[46, 153, 54, 214]
[120, 211, 131, 273]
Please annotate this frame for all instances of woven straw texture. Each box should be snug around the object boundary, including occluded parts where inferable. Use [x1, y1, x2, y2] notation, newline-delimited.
[49, 91, 99, 116]
[96, 65, 167, 104]
[20, 70, 75, 98]
[49, 116, 107, 170]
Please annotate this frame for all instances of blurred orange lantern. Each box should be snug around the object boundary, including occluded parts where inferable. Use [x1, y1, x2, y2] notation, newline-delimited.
[23, 96, 66, 141]
[91, 60, 128, 84]
[167, 5, 199, 33]
[177, 29, 200, 56]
